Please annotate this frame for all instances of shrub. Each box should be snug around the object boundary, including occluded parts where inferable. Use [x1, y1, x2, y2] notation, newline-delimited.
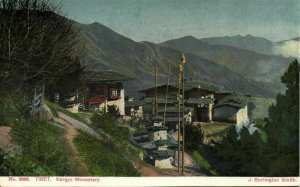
[0, 149, 54, 176]
[90, 113, 130, 151]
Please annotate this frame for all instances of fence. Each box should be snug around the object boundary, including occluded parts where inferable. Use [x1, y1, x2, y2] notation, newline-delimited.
[23, 87, 44, 121]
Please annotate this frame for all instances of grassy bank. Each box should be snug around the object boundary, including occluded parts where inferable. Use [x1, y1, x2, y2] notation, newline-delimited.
[191, 150, 218, 176]
[201, 123, 232, 136]
[11, 119, 76, 175]
[45, 100, 91, 124]
[90, 113, 131, 151]
[74, 130, 139, 176]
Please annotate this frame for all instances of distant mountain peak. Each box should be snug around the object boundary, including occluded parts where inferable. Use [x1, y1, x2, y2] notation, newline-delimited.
[182, 35, 197, 40]
[245, 34, 253, 37]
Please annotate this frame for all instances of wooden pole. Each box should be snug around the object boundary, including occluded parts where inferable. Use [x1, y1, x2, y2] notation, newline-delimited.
[182, 70, 185, 175]
[179, 53, 186, 175]
[163, 64, 170, 125]
[177, 71, 181, 174]
[155, 67, 158, 115]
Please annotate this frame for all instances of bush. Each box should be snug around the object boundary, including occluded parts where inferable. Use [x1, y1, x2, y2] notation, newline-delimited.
[90, 113, 130, 151]
[185, 125, 203, 150]
[107, 105, 120, 117]
[0, 149, 54, 176]
[0, 94, 25, 126]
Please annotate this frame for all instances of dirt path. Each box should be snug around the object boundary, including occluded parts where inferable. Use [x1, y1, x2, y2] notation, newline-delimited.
[57, 112, 103, 140]
[57, 118, 91, 175]
[56, 113, 161, 176]
[56, 112, 203, 176]
[0, 126, 21, 154]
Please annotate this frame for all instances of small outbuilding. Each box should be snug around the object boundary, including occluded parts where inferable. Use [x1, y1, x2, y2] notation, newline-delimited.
[213, 94, 249, 127]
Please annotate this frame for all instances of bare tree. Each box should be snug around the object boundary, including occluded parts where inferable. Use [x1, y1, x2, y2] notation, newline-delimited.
[0, 0, 83, 97]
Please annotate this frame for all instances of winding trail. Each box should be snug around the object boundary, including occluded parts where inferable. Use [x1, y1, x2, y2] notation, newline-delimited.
[55, 112, 204, 176]
[56, 118, 91, 175]
[56, 112, 163, 176]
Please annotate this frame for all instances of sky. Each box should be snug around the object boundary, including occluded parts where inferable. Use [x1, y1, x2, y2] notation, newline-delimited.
[61, 0, 300, 43]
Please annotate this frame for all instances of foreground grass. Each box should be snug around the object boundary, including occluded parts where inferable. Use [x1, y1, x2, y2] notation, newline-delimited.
[0, 96, 76, 175]
[74, 130, 139, 176]
[11, 118, 76, 175]
[191, 151, 218, 176]
[45, 100, 91, 124]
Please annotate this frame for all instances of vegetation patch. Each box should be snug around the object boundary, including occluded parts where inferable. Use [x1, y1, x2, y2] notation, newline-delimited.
[201, 123, 232, 136]
[74, 130, 139, 176]
[11, 118, 76, 175]
[90, 113, 130, 151]
[0, 95, 24, 127]
[45, 100, 91, 124]
[0, 148, 54, 176]
[191, 150, 218, 176]
[249, 97, 275, 119]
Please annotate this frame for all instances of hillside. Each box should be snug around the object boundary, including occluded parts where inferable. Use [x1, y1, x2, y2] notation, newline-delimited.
[75, 22, 279, 98]
[160, 36, 293, 95]
[200, 34, 275, 55]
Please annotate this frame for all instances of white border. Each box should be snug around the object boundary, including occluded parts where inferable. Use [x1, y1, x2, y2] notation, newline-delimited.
[0, 177, 299, 186]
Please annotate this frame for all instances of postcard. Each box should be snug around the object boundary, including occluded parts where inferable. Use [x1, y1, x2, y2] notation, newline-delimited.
[0, 0, 299, 186]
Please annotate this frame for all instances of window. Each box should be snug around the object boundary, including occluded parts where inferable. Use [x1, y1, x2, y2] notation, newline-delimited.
[109, 88, 120, 100]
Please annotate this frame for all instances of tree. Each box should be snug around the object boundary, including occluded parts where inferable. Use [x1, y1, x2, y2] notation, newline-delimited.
[107, 105, 120, 117]
[265, 59, 299, 176]
[185, 125, 203, 150]
[0, 0, 83, 98]
[215, 126, 266, 176]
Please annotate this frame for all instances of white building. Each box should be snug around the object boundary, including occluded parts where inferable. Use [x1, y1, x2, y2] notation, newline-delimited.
[149, 150, 174, 169]
[147, 125, 168, 141]
[81, 71, 133, 115]
[213, 94, 249, 127]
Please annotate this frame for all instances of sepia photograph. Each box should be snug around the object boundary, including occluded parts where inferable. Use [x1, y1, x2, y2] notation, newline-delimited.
[0, 0, 299, 186]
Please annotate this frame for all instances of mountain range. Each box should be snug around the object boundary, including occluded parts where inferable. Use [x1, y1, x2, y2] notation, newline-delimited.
[74, 21, 298, 99]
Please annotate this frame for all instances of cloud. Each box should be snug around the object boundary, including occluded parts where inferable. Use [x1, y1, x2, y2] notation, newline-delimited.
[273, 40, 300, 58]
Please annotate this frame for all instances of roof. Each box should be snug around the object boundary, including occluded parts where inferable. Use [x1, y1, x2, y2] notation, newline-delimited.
[157, 106, 193, 113]
[142, 97, 177, 104]
[154, 139, 170, 146]
[139, 141, 156, 149]
[147, 125, 168, 132]
[82, 70, 134, 83]
[139, 81, 220, 93]
[150, 150, 173, 160]
[150, 115, 163, 122]
[140, 140, 177, 149]
[138, 84, 178, 93]
[184, 81, 220, 92]
[215, 94, 249, 108]
[165, 117, 179, 122]
[186, 98, 215, 105]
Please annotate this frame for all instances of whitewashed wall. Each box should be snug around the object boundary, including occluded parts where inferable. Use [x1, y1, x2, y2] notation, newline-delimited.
[99, 89, 125, 115]
[213, 105, 238, 122]
[236, 105, 249, 128]
[148, 130, 167, 141]
[213, 105, 249, 126]
[155, 156, 173, 169]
